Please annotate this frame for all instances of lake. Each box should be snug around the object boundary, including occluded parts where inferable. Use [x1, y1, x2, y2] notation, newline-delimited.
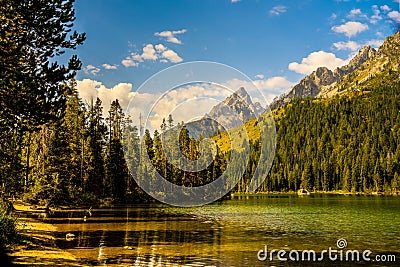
[45, 194, 400, 266]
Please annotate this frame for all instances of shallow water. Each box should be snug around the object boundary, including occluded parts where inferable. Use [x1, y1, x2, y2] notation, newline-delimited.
[45, 194, 400, 266]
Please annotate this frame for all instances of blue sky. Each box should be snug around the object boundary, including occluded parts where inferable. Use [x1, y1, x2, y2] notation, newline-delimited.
[72, 0, 400, 129]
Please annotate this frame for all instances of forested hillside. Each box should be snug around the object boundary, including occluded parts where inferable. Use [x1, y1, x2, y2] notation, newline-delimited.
[229, 70, 400, 194]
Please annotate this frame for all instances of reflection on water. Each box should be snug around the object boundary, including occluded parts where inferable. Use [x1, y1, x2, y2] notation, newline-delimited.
[43, 195, 400, 266]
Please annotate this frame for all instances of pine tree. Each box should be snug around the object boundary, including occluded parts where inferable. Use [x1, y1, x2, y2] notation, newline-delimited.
[122, 124, 140, 193]
[62, 82, 86, 200]
[105, 100, 129, 200]
[0, 0, 85, 199]
[152, 130, 164, 176]
[301, 163, 313, 190]
[105, 138, 129, 199]
[179, 126, 190, 186]
[84, 98, 107, 196]
[29, 83, 85, 204]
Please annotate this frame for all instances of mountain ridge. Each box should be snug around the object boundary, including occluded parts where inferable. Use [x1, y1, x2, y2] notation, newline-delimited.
[270, 44, 377, 109]
[318, 30, 400, 98]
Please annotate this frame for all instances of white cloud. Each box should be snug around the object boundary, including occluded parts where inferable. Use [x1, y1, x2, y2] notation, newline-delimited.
[121, 57, 139, 67]
[231, 0, 240, 2]
[224, 76, 294, 104]
[388, 10, 400, 24]
[329, 13, 337, 22]
[255, 77, 293, 90]
[225, 77, 293, 91]
[155, 44, 167, 52]
[102, 63, 118, 70]
[255, 74, 265, 79]
[288, 51, 347, 75]
[76, 80, 229, 131]
[333, 39, 383, 51]
[76, 79, 161, 130]
[121, 43, 183, 67]
[349, 8, 362, 16]
[380, 5, 392, 12]
[371, 5, 382, 24]
[76, 79, 136, 116]
[146, 84, 229, 129]
[269, 5, 287, 16]
[348, 8, 369, 20]
[332, 21, 369, 38]
[83, 65, 101, 75]
[333, 41, 360, 51]
[141, 44, 157, 60]
[348, 8, 362, 18]
[365, 39, 384, 48]
[161, 49, 183, 63]
[154, 29, 187, 44]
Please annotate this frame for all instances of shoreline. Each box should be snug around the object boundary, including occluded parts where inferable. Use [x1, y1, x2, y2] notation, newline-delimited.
[230, 190, 400, 197]
[9, 202, 83, 266]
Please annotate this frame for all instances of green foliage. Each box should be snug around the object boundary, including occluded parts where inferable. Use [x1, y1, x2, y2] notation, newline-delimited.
[84, 98, 107, 196]
[0, 200, 19, 246]
[105, 138, 129, 199]
[0, 0, 85, 129]
[0, 211, 18, 246]
[232, 71, 400, 193]
[0, 0, 85, 200]
[27, 82, 86, 204]
[104, 100, 130, 199]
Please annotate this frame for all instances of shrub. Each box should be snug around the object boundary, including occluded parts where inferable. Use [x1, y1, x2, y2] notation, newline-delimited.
[0, 209, 19, 246]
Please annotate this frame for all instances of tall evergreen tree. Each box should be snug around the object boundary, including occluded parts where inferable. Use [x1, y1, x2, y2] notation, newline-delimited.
[0, 0, 85, 199]
[29, 82, 85, 204]
[122, 124, 140, 193]
[105, 100, 129, 199]
[84, 98, 107, 196]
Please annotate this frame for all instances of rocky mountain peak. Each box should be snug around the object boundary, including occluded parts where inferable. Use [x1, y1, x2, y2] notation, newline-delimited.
[225, 87, 252, 107]
[381, 29, 400, 46]
[347, 45, 376, 69]
[312, 67, 335, 86]
[375, 30, 400, 60]
[185, 87, 264, 138]
[235, 87, 249, 98]
[270, 42, 378, 109]
[209, 87, 264, 126]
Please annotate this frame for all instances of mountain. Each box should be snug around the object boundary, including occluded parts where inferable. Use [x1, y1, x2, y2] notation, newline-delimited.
[206, 87, 264, 129]
[270, 45, 377, 109]
[271, 30, 400, 110]
[184, 87, 264, 137]
[318, 30, 400, 97]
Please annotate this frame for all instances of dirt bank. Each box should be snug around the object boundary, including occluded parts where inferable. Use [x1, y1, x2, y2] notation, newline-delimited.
[9, 202, 83, 266]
